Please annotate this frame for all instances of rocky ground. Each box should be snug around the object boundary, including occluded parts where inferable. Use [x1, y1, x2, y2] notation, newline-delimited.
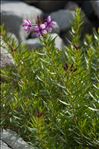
[0, 0, 99, 148]
[0, 129, 34, 149]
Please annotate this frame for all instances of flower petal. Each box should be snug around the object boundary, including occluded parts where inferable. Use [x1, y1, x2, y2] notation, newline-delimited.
[47, 27, 52, 32]
[47, 16, 52, 22]
[52, 21, 56, 26]
[42, 29, 48, 35]
[34, 26, 39, 32]
[40, 24, 46, 29]
[28, 19, 32, 24]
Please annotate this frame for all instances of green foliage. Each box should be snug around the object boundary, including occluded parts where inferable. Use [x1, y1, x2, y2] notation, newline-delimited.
[1, 9, 99, 149]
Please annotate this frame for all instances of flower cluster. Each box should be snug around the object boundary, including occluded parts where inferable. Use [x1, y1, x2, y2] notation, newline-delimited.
[22, 16, 56, 37]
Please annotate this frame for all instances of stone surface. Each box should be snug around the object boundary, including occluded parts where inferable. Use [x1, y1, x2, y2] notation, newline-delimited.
[0, 129, 34, 149]
[23, 33, 64, 50]
[1, 2, 43, 41]
[50, 33, 64, 50]
[0, 140, 11, 149]
[0, 37, 15, 68]
[38, 1, 66, 12]
[51, 22, 60, 34]
[81, 1, 93, 18]
[91, 1, 99, 19]
[50, 10, 75, 31]
[22, 38, 43, 50]
[65, 1, 78, 11]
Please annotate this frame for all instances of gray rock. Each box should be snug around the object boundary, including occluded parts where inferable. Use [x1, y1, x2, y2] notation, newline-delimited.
[50, 33, 64, 50]
[23, 33, 64, 50]
[38, 1, 66, 12]
[50, 10, 75, 31]
[0, 37, 15, 68]
[22, 38, 43, 50]
[51, 22, 60, 34]
[1, 2, 43, 41]
[81, 1, 93, 18]
[0, 140, 11, 149]
[91, 1, 99, 19]
[0, 129, 34, 149]
[65, 1, 78, 11]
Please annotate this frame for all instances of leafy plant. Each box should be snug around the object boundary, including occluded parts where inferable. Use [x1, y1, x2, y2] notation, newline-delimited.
[1, 9, 99, 149]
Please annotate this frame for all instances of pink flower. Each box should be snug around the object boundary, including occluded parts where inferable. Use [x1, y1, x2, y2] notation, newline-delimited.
[22, 19, 33, 32]
[22, 16, 57, 37]
[34, 24, 47, 37]
[44, 16, 56, 32]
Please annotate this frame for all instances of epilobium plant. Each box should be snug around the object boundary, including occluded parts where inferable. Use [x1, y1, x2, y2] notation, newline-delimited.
[1, 9, 99, 149]
[23, 16, 56, 37]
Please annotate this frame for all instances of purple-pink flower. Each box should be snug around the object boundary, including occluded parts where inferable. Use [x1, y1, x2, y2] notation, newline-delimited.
[22, 19, 33, 32]
[22, 16, 56, 37]
[34, 24, 47, 37]
[44, 16, 56, 32]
